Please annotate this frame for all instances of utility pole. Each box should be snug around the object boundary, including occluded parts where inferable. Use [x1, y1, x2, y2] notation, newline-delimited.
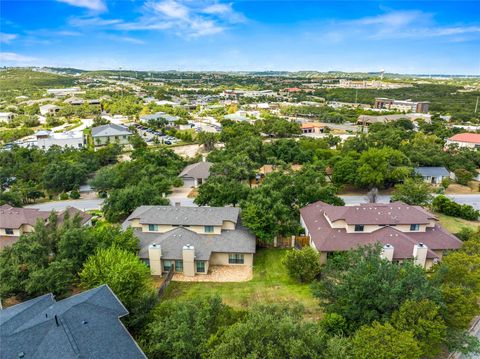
[475, 96, 479, 114]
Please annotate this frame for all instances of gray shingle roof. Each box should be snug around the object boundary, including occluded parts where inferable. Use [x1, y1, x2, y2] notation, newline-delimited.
[91, 123, 131, 137]
[414, 167, 450, 177]
[179, 161, 212, 180]
[0, 204, 50, 229]
[124, 205, 240, 226]
[135, 226, 256, 260]
[0, 285, 146, 359]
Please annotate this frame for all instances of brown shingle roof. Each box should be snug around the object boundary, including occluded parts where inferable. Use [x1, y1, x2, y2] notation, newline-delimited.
[57, 207, 92, 226]
[322, 201, 436, 225]
[0, 205, 50, 229]
[300, 201, 462, 259]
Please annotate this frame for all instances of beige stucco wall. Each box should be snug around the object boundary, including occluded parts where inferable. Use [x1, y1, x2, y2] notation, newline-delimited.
[345, 223, 428, 233]
[222, 221, 236, 230]
[142, 223, 221, 234]
[210, 252, 254, 266]
[0, 227, 21, 236]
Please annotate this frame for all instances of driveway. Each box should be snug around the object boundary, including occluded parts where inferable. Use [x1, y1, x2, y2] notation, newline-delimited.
[26, 198, 104, 212]
[340, 194, 480, 210]
[168, 187, 196, 207]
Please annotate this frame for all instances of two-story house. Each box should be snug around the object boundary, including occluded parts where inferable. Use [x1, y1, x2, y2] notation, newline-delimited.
[0, 205, 92, 249]
[91, 124, 131, 147]
[300, 201, 462, 269]
[122, 206, 256, 277]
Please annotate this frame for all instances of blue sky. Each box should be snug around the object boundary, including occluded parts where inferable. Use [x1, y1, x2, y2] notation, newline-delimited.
[0, 1, 479, 74]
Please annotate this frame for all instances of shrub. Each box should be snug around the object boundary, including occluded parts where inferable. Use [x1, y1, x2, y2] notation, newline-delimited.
[454, 169, 474, 186]
[59, 192, 69, 200]
[441, 177, 451, 189]
[69, 189, 80, 199]
[432, 195, 479, 221]
[282, 246, 322, 283]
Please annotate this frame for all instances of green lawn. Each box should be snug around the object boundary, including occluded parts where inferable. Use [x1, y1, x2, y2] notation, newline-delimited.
[436, 212, 479, 234]
[163, 248, 322, 319]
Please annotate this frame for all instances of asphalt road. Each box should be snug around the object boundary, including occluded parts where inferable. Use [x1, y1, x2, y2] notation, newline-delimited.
[27, 199, 104, 212]
[340, 194, 480, 210]
[26, 193, 480, 212]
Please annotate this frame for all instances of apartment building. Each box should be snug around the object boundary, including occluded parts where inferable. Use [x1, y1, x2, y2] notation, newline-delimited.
[374, 98, 430, 113]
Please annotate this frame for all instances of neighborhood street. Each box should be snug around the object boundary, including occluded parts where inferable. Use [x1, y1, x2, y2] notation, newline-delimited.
[340, 194, 480, 210]
[27, 198, 104, 212]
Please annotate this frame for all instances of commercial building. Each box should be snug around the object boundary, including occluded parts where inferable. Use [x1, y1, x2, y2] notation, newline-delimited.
[446, 133, 480, 149]
[374, 98, 430, 113]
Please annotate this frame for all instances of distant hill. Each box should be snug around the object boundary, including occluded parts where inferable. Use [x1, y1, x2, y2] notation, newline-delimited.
[0, 68, 76, 91]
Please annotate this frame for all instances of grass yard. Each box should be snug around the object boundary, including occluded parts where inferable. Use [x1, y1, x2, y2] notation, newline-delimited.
[163, 248, 322, 319]
[436, 212, 479, 234]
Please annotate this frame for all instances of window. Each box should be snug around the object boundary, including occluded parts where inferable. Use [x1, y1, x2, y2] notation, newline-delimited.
[196, 261, 205, 273]
[410, 224, 420, 231]
[5, 228, 14, 235]
[141, 258, 150, 267]
[163, 260, 172, 272]
[148, 224, 158, 231]
[354, 224, 364, 232]
[228, 253, 244, 264]
[175, 260, 183, 272]
[204, 225, 214, 233]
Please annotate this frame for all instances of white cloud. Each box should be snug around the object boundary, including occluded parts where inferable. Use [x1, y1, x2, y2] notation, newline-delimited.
[104, 35, 146, 44]
[0, 32, 18, 43]
[321, 10, 480, 42]
[57, 0, 106, 12]
[0, 52, 38, 63]
[69, 1, 245, 37]
[151, 0, 189, 19]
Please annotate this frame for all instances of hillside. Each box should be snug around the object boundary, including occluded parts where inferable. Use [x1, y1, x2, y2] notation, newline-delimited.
[0, 68, 76, 92]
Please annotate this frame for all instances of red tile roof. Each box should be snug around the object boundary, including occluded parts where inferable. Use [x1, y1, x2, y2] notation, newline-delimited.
[300, 201, 462, 259]
[448, 133, 480, 144]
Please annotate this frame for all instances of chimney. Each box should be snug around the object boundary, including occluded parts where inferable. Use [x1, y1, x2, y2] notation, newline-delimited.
[148, 243, 162, 276]
[380, 244, 394, 262]
[413, 243, 428, 268]
[182, 244, 195, 277]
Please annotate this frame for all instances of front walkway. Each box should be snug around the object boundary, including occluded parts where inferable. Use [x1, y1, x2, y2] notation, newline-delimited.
[172, 265, 253, 282]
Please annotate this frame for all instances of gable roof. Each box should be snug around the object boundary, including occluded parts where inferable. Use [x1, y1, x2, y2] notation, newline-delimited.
[0, 205, 50, 229]
[124, 205, 240, 226]
[414, 167, 450, 177]
[448, 133, 480, 144]
[91, 124, 131, 137]
[300, 201, 462, 259]
[315, 201, 436, 225]
[56, 207, 92, 227]
[0, 285, 146, 359]
[136, 226, 256, 260]
[179, 161, 212, 180]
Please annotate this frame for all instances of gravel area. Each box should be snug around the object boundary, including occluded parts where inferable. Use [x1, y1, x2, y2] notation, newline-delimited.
[172, 265, 253, 282]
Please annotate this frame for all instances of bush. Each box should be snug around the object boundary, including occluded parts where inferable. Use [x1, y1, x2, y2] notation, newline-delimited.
[432, 195, 479, 221]
[454, 169, 474, 186]
[282, 247, 322, 283]
[69, 189, 80, 199]
[441, 177, 451, 189]
[59, 192, 69, 200]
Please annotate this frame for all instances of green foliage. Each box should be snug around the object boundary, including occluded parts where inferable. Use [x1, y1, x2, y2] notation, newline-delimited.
[391, 299, 447, 357]
[282, 247, 322, 283]
[432, 195, 479, 221]
[454, 168, 474, 185]
[391, 178, 433, 206]
[197, 131, 219, 151]
[80, 246, 151, 309]
[0, 128, 34, 143]
[241, 169, 343, 242]
[194, 176, 250, 207]
[205, 304, 329, 359]
[69, 188, 80, 199]
[259, 115, 301, 137]
[141, 296, 238, 359]
[352, 322, 422, 359]
[24, 260, 75, 297]
[312, 245, 441, 332]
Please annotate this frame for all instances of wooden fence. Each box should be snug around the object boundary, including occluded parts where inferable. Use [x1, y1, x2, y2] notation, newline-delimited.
[157, 267, 174, 298]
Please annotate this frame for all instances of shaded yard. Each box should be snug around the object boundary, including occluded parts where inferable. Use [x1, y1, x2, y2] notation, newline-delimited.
[163, 248, 322, 319]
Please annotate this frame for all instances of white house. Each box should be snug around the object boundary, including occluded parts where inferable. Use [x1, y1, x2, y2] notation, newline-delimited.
[35, 130, 84, 150]
[39, 104, 61, 116]
[91, 123, 132, 147]
[0, 112, 14, 123]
